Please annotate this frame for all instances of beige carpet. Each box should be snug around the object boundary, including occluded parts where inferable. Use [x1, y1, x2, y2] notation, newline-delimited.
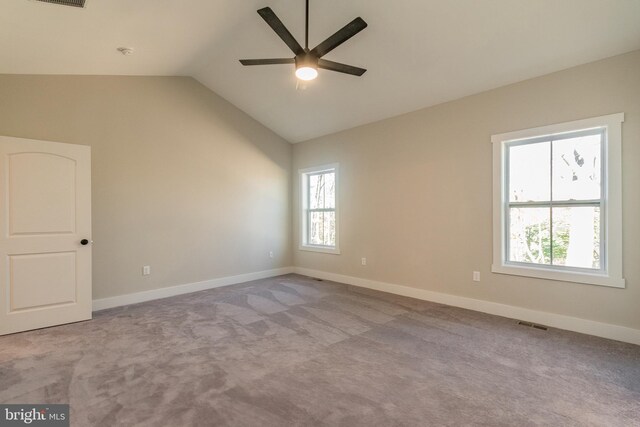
[1, 274, 639, 426]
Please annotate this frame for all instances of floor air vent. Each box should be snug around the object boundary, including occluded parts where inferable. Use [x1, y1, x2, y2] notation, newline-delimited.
[36, 0, 86, 8]
[518, 321, 548, 331]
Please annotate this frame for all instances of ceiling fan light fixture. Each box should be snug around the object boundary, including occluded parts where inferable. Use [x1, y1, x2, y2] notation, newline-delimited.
[239, 1, 368, 80]
[295, 66, 318, 81]
[295, 54, 318, 81]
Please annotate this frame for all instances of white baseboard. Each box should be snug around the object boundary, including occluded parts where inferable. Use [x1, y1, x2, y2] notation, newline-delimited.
[93, 267, 295, 311]
[293, 267, 640, 346]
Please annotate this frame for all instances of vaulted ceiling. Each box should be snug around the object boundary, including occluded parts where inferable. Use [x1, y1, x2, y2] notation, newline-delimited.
[2, 0, 640, 142]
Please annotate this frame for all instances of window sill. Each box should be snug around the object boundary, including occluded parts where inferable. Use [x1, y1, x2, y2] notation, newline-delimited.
[491, 263, 625, 288]
[299, 245, 341, 255]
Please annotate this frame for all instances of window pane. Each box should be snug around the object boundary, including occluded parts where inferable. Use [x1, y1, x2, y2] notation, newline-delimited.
[552, 133, 601, 201]
[309, 174, 324, 209]
[309, 211, 336, 247]
[509, 207, 551, 264]
[552, 207, 600, 269]
[309, 172, 335, 209]
[509, 142, 551, 202]
[325, 173, 335, 209]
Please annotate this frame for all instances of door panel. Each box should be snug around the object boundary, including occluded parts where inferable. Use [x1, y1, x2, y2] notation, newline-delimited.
[9, 153, 76, 235]
[0, 136, 91, 335]
[9, 252, 77, 311]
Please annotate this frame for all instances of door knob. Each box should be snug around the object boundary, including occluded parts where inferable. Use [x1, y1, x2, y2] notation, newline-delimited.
[80, 239, 91, 245]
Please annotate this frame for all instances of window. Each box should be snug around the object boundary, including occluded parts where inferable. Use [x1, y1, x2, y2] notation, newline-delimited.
[300, 164, 339, 254]
[492, 114, 624, 288]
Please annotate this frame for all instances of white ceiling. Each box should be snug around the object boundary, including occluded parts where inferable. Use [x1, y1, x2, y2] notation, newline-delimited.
[2, 0, 640, 142]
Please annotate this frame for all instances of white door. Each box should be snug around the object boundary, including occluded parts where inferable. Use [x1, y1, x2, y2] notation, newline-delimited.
[0, 136, 91, 335]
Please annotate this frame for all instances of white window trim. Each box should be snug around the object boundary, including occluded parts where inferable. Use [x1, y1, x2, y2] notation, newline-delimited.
[491, 113, 625, 288]
[299, 163, 340, 255]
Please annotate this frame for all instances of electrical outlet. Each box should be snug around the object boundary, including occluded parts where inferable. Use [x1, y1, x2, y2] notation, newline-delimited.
[142, 265, 151, 276]
[361, 257, 367, 266]
[269, 251, 274, 259]
[473, 271, 480, 282]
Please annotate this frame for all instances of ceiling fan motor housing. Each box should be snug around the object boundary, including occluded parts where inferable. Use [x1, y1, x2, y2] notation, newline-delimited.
[295, 53, 318, 70]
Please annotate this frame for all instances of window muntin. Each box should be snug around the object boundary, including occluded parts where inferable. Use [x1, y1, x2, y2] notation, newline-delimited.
[505, 129, 604, 272]
[300, 164, 339, 254]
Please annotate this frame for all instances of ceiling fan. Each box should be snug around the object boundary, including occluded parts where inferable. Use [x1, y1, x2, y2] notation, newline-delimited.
[239, 0, 368, 81]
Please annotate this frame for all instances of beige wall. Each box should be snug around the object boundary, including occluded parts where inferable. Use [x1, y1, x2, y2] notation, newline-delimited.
[0, 51, 637, 330]
[293, 50, 640, 330]
[0, 75, 292, 299]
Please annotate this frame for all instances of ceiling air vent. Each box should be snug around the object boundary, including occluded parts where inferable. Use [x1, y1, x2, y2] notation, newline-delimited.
[35, 0, 85, 8]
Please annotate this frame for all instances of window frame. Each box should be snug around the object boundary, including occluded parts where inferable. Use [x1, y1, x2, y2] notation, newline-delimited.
[491, 113, 625, 288]
[299, 163, 340, 255]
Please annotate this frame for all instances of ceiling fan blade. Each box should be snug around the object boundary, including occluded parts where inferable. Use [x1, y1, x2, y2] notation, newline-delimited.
[240, 58, 295, 66]
[257, 7, 305, 56]
[311, 17, 367, 58]
[318, 59, 366, 76]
